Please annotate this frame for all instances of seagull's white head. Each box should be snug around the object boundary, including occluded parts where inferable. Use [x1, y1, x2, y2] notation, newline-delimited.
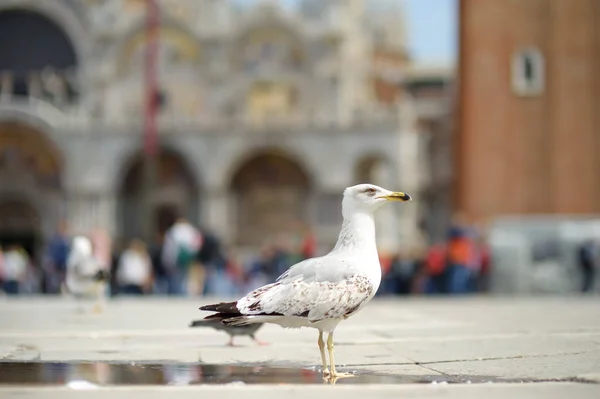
[342, 183, 412, 218]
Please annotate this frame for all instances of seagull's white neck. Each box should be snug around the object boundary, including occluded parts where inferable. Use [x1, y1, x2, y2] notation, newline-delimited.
[332, 211, 378, 255]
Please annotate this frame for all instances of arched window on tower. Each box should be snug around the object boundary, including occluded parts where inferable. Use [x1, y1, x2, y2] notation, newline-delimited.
[511, 48, 545, 97]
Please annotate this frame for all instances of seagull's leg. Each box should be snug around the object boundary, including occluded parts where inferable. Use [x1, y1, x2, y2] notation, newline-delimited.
[227, 336, 235, 347]
[318, 331, 329, 376]
[327, 332, 354, 379]
[326, 332, 336, 376]
[251, 334, 269, 346]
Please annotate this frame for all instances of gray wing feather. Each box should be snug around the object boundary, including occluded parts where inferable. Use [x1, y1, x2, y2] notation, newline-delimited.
[240, 256, 374, 322]
[276, 256, 357, 284]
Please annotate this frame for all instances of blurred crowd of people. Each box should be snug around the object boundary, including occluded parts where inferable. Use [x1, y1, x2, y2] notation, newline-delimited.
[4, 217, 599, 297]
[0, 223, 495, 298]
[0, 218, 319, 298]
[378, 224, 492, 296]
[0, 218, 499, 297]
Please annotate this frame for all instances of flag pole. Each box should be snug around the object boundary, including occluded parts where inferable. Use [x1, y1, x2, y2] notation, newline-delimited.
[141, 0, 160, 245]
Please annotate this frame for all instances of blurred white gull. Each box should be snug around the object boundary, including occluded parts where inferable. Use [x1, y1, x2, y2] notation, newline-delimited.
[63, 235, 109, 313]
[199, 183, 412, 379]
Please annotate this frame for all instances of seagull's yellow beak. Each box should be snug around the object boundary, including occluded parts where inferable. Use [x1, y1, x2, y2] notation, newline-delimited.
[377, 192, 412, 202]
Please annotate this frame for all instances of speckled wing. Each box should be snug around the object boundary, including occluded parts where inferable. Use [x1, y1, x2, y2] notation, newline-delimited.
[237, 257, 375, 323]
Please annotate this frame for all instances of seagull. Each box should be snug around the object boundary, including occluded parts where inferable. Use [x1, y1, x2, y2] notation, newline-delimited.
[189, 318, 267, 346]
[199, 184, 412, 378]
[63, 236, 110, 314]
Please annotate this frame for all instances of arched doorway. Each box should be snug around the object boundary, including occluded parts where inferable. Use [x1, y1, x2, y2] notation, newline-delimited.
[234, 24, 306, 73]
[118, 148, 199, 244]
[0, 121, 64, 261]
[0, 9, 78, 101]
[0, 200, 40, 258]
[230, 151, 311, 246]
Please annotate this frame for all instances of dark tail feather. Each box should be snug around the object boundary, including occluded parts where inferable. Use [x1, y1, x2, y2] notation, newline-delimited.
[198, 301, 244, 324]
[204, 313, 244, 321]
[199, 301, 239, 314]
[198, 304, 220, 312]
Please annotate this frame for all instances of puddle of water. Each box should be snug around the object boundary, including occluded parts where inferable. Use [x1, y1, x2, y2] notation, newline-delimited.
[0, 361, 466, 386]
[0, 361, 554, 386]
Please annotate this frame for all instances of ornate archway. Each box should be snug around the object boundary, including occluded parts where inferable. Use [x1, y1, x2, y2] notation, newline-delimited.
[230, 151, 311, 246]
[118, 148, 199, 243]
[0, 121, 64, 260]
[0, 200, 40, 258]
[117, 24, 201, 76]
[234, 24, 306, 73]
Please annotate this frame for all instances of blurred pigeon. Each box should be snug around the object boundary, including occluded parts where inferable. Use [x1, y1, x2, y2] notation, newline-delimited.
[189, 318, 267, 346]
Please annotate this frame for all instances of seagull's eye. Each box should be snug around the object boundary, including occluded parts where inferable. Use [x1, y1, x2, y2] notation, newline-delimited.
[365, 188, 377, 195]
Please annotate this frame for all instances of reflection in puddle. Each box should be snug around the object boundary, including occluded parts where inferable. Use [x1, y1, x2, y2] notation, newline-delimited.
[0, 362, 414, 386]
[0, 361, 507, 386]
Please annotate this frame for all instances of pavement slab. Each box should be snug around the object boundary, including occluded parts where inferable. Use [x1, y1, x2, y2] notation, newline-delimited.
[1, 383, 600, 399]
[1, 295, 599, 398]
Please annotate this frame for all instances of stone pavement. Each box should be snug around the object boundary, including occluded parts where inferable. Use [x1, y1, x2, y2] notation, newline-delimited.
[1, 295, 599, 398]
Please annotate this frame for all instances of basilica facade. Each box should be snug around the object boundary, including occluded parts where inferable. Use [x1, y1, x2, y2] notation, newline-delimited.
[0, 0, 447, 259]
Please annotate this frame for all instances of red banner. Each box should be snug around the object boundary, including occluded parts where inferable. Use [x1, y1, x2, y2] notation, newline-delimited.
[143, 0, 159, 156]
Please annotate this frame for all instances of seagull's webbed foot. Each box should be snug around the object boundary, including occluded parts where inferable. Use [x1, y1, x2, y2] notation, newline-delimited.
[326, 332, 356, 380]
[323, 373, 356, 385]
[329, 372, 355, 379]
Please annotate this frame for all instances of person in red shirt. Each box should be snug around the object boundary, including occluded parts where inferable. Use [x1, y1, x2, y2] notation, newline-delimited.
[445, 225, 479, 294]
[424, 243, 448, 294]
[301, 228, 317, 260]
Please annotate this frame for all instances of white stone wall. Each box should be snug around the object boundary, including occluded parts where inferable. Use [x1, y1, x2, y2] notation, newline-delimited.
[0, 0, 435, 252]
[51, 126, 406, 246]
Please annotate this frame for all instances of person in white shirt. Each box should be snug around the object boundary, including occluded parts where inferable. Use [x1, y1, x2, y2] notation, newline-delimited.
[161, 218, 202, 296]
[117, 239, 152, 295]
[1, 245, 29, 295]
[0, 247, 4, 292]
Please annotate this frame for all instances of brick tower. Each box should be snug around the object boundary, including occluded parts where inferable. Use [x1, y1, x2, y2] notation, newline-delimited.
[455, 0, 600, 223]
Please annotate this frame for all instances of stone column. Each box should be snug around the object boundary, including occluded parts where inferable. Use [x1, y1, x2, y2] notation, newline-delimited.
[28, 73, 42, 99]
[372, 162, 403, 254]
[374, 207, 399, 254]
[66, 193, 85, 235]
[99, 192, 117, 237]
[397, 202, 424, 250]
[336, 0, 368, 127]
[1, 71, 13, 101]
[312, 188, 345, 251]
[488, 231, 532, 294]
[396, 132, 426, 250]
[396, 95, 427, 250]
[201, 187, 233, 244]
[66, 190, 117, 237]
